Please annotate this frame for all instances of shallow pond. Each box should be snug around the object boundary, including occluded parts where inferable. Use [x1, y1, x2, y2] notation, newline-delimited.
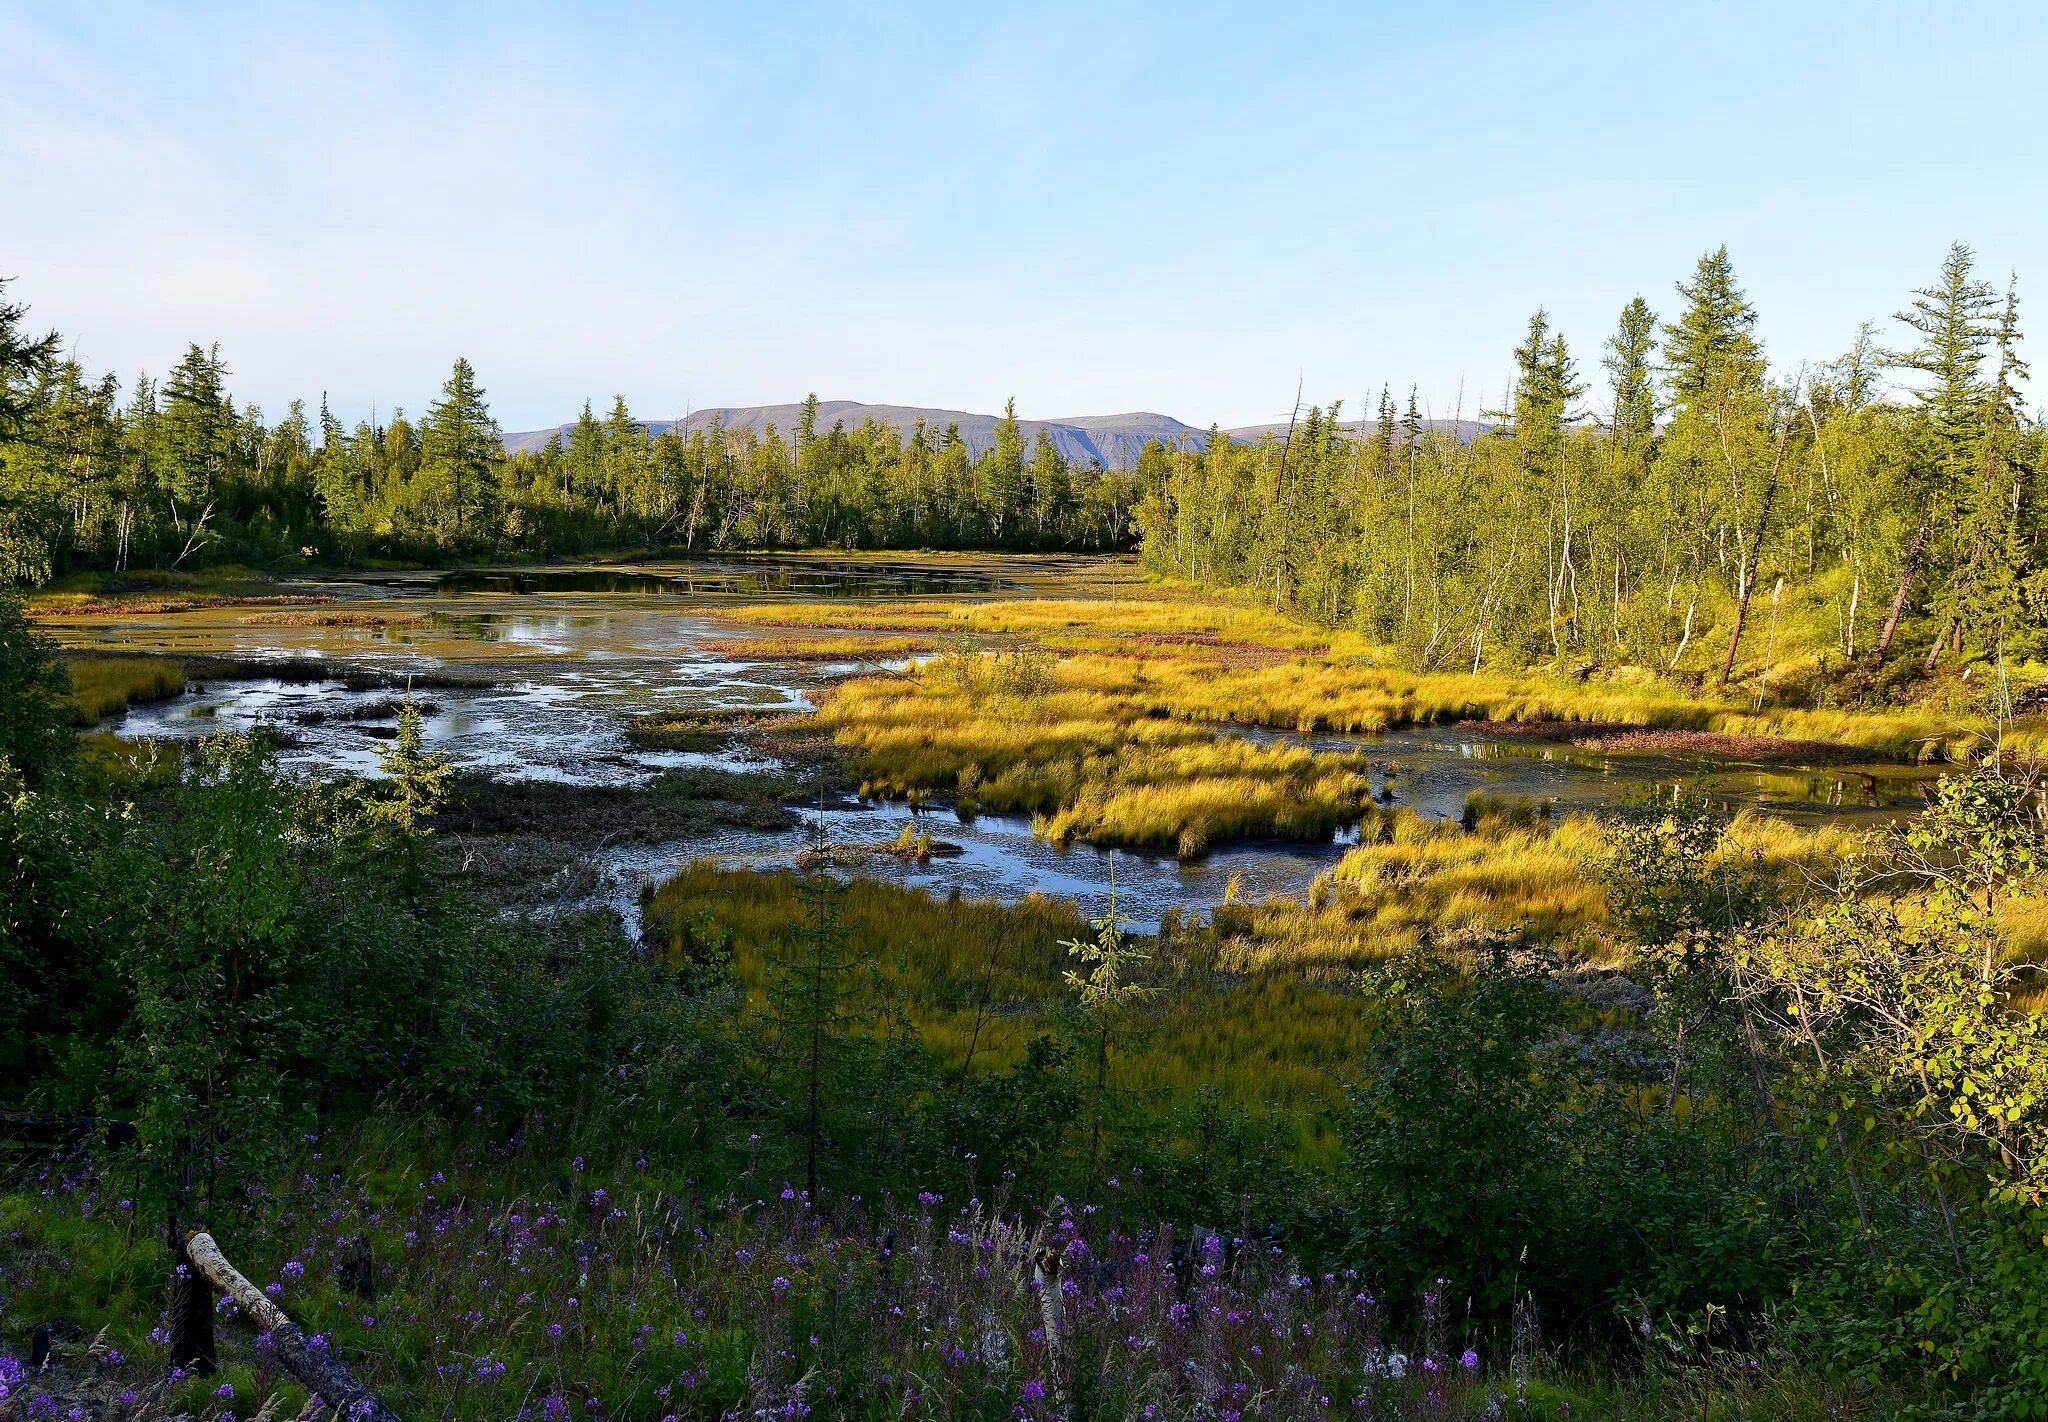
[68, 557, 1936, 931]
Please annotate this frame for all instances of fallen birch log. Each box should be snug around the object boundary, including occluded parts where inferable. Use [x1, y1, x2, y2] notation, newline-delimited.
[183, 1230, 403, 1422]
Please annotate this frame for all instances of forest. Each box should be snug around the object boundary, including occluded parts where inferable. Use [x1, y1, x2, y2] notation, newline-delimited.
[1136, 244, 2044, 691]
[0, 287, 1144, 582]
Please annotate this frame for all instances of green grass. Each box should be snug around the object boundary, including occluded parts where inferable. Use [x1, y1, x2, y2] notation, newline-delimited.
[717, 584, 2008, 866]
[643, 862, 1371, 1157]
[727, 591, 2011, 762]
[60, 654, 186, 721]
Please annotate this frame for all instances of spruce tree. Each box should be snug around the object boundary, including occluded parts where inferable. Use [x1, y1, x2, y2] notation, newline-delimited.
[1604, 296, 1659, 448]
[982, 398, 1025, 543]
[1511, 309, 1583, 475]
[1373, 384, 1396, 484]
[160, 343, 230, 509]
[767, 809, 868, 1195]
[312, 394, 360, 530]
[1663, 246, 1764, 411]
[0, 276, 60, 440]
[1893, 241, 1998, 483]
[420, 357, 501, 544]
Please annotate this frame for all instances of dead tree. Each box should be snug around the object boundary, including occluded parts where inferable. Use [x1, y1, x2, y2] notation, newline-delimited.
[183, 1230, 403, 1422]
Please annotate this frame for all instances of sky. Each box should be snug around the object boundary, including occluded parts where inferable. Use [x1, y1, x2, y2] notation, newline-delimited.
[2, 0, 2044, 434]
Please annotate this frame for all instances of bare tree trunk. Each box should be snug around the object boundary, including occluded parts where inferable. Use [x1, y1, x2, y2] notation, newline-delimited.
[1717, 417, 1792, 690]
[1669, 580, 1700, 670]
[184, 1231, 403, 1422]
[1871, 520, 1930, 669]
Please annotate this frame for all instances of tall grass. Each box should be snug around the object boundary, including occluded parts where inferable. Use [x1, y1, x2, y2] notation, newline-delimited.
[728, 591, 2011, 762]
[642, 863, 1370, 1139]
[1215, 808, 1873, 976]
[60, 654, 186, 722]
[818, 668, 1378, 856]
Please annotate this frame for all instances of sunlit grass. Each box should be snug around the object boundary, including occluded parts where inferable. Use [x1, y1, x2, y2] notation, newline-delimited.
[60, 653, 186, 721]
[708, 634, 943, 662]
[763, 581, 1983, 861]
[1213, 808, 1873, 976]
[28, 565, 307, 616]
[819, 669, 1378, 855]
[642, 862, 1370, 1154]
[734, 591, 2001, 763]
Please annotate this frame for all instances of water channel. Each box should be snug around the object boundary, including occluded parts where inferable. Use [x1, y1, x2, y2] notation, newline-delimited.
[67, 558, 1939, 931]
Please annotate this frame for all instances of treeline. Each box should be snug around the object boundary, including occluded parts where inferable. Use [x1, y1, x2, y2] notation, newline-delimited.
[1137, 244, 2045, 685]
[0, 283, 1145, 581]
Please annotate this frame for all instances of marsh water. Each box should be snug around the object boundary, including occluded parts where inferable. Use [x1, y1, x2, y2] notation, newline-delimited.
[63, 558, 1939, 931]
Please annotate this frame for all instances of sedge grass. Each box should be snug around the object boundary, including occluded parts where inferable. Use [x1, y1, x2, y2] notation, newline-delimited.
[642, 862, 1370, 1148]
[59, 653, 186, 722]
[730, 590, 2005, 762]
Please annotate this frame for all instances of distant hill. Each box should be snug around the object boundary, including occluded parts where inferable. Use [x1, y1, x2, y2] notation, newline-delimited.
[502, 400, 1492, 470]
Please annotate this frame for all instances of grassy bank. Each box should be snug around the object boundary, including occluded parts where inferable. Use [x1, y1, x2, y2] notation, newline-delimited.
[753, 591, 1981, 861]
[643, 863, 1370, 1156]
[26, 565, 311, 616]
[59, 653, 186, 721]
[728, 592, 2007, 762]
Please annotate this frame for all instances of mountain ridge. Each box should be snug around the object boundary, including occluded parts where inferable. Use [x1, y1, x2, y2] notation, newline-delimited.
[501, 399, 1491, 470]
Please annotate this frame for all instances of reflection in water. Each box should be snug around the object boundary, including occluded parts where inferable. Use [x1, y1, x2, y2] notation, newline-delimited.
[1224, 723, 1936, 826]
[429, 560, 1010, 598]
[93, 557, 1940, 929]
[583, 804, 1359, 940]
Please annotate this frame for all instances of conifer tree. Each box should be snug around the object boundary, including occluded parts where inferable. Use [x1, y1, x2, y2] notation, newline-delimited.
[312, 394, 361, 531]
[1894, 242, 1998, 483]
[1510, 309, 1583, 476]
[766, 809, 869, 1195]
[1663, 246, 1764, 410]
[1604, 297, 1659, 448]
[1880, 244, 2002, 668]
[982, 398, 1026, 543]
[160, 343, 230, 509]
[1373, 384, 1396, 484]
[420, 357, 501, 544]
[1062, 860, 1153, 1166]
[0, 276, 59, 440]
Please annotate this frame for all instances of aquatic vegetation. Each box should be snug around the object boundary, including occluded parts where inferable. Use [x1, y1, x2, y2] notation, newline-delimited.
[59, 654, 186, 721]
[26, 566, 307, 616]
[1212, 808, 1872, 975]
[710, 633, 943, 663]
[643, 864, 1369, 1136]
[624, 706, 795, 753]
[237, 609, 428, 628]
[728, 592, 2007, 761]
[817, 662, 1378, 857]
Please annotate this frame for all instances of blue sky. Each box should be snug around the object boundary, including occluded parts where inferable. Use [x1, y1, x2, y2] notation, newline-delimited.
[2, 1, 2042, 431]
